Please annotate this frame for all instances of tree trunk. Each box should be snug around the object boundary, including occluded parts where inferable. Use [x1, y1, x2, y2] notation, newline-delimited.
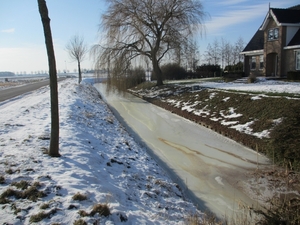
[152, 58, 163, 86]
[78, 60, 82, 84]
[37, 0, 60, 157]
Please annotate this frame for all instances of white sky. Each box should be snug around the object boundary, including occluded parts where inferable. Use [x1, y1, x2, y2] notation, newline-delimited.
[0, 0, 299, 73]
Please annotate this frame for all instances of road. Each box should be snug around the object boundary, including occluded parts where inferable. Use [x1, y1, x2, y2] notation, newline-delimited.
[0, 78, 66, 102]
[95, 83, 270, 218]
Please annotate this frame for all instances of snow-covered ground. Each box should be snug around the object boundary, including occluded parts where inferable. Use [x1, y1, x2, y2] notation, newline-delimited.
[0, 79, 200, 224]
[195, 77, 300, 94]
[1, 77, 299, 224]
[132, 78, 300, 140]
[165, 77, 300, 94]
[183, 78, 300, 139]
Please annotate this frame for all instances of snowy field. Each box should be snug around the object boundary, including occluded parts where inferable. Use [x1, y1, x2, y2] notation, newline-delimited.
[196, 78, 300, 94]
[165, 77, 300, 94]
[0, 77, 299, 224]
[0, 79, 200, 224]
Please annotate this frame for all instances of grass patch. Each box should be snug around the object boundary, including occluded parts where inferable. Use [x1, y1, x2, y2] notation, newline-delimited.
[11, 203, 21, 215]
[0, 181, 46, 203]
[185, 213, 206, 225]
[255, 197, 300, 225]
[29, 208, 57, 223]
[90, 203, 110, 217]
[78, 210, 89, 217]
[252, 169, 300, 225]
[0, 188, 18, 198]
[29, 211, 48, 223]
[185, 212, 222, 225]
[22, 182, 46, 201]
[5, 168, 14, 174]
[73, 219, 87, 225]
[79, 203, 110, 218]
[40, 202, 50, 210]
[0, 175, 5, 184]
[0, 197, 10, 204]
[11, 180, 30, 190]
[72, 192, 87, 201]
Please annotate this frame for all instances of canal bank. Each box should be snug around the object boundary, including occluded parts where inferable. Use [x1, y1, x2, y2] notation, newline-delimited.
[95, 83, 270, 219]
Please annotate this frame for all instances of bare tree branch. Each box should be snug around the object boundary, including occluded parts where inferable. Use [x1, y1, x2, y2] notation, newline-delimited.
[92, 0, 207, 88]
[66, 35, 88, 83]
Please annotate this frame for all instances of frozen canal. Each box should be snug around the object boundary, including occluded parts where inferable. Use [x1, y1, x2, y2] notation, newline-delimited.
[95, 83, 270, 218]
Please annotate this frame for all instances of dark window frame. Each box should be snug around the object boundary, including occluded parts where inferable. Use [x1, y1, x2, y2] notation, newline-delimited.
[259, 55, 264, 70]
[251, 56, 256, 70]
[268, 28, 279, 41]
[296, 51, 300, 71]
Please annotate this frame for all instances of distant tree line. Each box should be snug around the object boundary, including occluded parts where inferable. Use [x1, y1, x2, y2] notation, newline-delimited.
[161, 37, 246, 79]
[148, 36, 246, 81]
[0, 72, 15, 77]
[204, 37, 245, 70]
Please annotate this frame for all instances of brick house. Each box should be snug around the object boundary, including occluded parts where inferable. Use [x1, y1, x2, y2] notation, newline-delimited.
[241, 5, 300, 77]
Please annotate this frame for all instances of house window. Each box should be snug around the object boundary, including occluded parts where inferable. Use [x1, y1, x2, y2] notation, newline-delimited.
[251, 56, 256, 70]
[296, 51, 300, 70]
[268, 28, 279, 41]
[259, 55, 264, 70]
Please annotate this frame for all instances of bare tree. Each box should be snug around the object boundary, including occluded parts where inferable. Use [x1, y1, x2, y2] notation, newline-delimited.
[224, 41, 233, 68]
[204, 43, 213, 64]
[219, 38, 232, 69]
[212, 38, 220, 65]
[205, 38, 220, 65]
[66, 35, 88, 84]
[235, 36, 245, 63]
[205, 37, 245, 70]
[92, 0, 206, 87]
[231, 37, 244, 65]
[37, 0, 60, 157]
[181, 41, 199, 72]
[220, 37, 227, 69]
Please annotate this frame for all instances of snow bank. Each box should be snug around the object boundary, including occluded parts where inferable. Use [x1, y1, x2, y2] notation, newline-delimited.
[0, 79, 200, 224]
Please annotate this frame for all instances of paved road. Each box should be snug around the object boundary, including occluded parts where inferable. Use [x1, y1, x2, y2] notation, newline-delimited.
[0, 78, 66, 102]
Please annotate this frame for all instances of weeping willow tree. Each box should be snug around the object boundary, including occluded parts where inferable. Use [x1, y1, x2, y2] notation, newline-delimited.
[91, 0, 206, 91]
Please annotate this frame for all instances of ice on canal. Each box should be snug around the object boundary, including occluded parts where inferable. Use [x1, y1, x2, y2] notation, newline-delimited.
[95, 83, 270, 218]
